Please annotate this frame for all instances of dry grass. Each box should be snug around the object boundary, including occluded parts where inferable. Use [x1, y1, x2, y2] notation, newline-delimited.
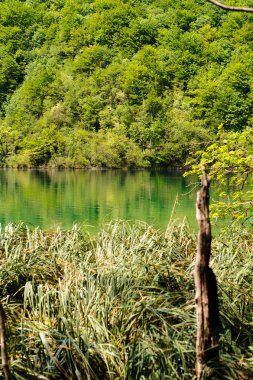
[0, 221, 252, 379]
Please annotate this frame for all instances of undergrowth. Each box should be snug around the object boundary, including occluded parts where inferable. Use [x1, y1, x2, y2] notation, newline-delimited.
[0, 221, 252, 379]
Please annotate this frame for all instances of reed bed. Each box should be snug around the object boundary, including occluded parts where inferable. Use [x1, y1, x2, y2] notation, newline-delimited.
[0, 221, 252, 379]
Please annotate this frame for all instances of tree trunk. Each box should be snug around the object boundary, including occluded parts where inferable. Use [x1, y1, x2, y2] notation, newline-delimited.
[194, 166, 219, 379]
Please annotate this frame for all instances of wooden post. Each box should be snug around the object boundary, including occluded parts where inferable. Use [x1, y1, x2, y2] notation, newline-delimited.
[194, 166, 219, 379]
[0, 303, 11, 380]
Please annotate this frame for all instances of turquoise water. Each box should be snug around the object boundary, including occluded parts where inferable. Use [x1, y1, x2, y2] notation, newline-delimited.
[0, 169, 197, 232]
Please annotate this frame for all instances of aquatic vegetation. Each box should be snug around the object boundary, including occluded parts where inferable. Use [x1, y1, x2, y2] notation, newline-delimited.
[0, 221, 252, 379]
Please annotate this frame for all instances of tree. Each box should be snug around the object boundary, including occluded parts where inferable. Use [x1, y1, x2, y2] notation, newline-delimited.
[193, 4, 253, 379]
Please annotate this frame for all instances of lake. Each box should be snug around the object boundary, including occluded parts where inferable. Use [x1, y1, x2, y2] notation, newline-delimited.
[0, 169, 198, 232]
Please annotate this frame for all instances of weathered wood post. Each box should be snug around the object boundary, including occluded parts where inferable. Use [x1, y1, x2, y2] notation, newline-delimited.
[0, 303, 11, 380]
[194, 166, 219, 379]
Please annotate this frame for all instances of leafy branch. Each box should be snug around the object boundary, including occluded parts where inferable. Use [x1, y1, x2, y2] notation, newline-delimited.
[185, 126, 253, 222]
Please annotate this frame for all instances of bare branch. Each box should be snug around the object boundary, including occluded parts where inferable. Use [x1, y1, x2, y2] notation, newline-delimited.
[206, 0, 253, 12]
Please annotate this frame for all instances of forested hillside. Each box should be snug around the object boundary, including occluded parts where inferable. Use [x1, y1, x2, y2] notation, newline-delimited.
[0, 0, 253, 168]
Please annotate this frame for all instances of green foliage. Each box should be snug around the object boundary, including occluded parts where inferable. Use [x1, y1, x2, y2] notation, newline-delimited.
[0, 0, 253, 167]
[0, 125, 20, 163]
[186, 126, 253, 223]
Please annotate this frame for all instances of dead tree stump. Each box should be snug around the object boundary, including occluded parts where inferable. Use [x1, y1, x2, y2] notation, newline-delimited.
[0, 302, 11, 380]
[194, 166, 219, 379]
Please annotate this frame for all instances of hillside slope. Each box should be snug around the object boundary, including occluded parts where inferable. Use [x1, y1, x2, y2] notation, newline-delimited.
[0, 0, 253, 168]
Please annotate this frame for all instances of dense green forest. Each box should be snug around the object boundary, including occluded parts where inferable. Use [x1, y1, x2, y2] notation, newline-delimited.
[0, 0, 253, 168]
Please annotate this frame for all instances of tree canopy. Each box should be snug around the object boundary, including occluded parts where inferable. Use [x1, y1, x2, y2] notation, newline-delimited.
[0, 0, 252, 168]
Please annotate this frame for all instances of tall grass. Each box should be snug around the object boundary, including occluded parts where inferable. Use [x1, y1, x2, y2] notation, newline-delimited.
[0, 221, 252, 379]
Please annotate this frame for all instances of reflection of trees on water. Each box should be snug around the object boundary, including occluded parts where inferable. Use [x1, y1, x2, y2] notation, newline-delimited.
[0, 170, 196, 231]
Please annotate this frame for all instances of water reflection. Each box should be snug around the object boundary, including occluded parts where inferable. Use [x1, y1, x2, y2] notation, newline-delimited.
[0, 169, 197, 231]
